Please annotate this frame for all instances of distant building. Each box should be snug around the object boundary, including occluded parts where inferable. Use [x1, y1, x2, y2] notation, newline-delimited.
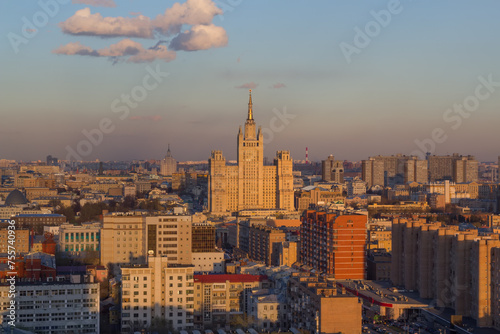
[404, 157, 428, 184]
[208, 91, 294, 214]
[12, 213, 66, 235]
[427, 153, 478, 182]
[160, 144, 177, 176]
[362, 158, 384, 188]
[322, 155, 344, 183]
[294, 185, 344, 212]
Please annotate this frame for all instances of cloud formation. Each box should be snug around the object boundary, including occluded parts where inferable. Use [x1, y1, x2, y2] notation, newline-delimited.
[72, 0, 116, 8]
[53, 39, 176, 63]
[56, 0, 227, 63]
[153, 0, 223, 35]
[170, 24, 227, 51]
[272, 83, 286, 89]
[235, 82, 258, 89]
[59, 8, 153, 38]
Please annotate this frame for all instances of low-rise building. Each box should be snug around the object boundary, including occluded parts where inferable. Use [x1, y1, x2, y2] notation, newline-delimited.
[287, 273, 362, 334]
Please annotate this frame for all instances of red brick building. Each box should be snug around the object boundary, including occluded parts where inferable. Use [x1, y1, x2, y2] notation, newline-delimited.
[300, 209, 367, 279]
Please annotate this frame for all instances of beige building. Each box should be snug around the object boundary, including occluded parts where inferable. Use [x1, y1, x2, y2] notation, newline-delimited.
[492, 247, 500, 331]
[208, 91, 294, 214]
[248, 224, 286, 266]
[0, 229, 30, 254]
[121, 257, 195, 332]
[276, 241, 298, 267]
[362, 158, 385, 188]
[193, 274, 269, 329]
[391, 218, 500, 328]
[428, 154, 478, 182]
[248, 290, 285, 330]
[294, 186, 344, 212]
[322, 155, 344, 183]
[25, 187, 58, 201]
[404, 157, 428, 184]
[146, 215, 192, 263]
[100, 213, 146, 271]
[287, 273, 362, 334]
[160, 144, 177, 176]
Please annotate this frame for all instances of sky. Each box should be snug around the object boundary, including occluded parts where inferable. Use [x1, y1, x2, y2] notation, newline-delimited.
[1, 0, 500, 163]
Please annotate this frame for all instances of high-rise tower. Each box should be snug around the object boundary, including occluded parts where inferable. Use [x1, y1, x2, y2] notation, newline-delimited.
[208, 91, 294, 214]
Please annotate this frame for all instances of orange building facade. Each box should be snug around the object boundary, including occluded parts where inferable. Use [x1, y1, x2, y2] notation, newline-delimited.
[300, 209, 367, 279]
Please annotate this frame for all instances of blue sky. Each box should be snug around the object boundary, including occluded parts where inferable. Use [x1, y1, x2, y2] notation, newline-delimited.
[1, 0, 500, 162]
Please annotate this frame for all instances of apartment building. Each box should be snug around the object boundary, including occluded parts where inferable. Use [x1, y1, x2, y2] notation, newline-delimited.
[193, 274, 269, 329]
[300, 209, 367, 279]
[121, 257, 195, 333]
[287, 273, 362, 334]
[100, 213, 146, 271]
[0, 276, 100, 333]
[391, 218, 500, 328]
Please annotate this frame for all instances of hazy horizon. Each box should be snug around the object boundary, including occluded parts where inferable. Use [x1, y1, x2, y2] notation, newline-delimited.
[2, 0, 500, 163]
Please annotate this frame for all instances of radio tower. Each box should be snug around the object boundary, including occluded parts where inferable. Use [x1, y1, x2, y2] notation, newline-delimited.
[305, 147, 309, 164]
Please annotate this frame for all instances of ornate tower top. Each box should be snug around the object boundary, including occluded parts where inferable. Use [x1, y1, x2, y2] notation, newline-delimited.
[166, 144, 172, 158]
[247, 89, 253, 121]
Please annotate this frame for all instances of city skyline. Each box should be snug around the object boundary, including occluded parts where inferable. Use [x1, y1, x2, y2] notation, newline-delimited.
[2, 1, 500, 162]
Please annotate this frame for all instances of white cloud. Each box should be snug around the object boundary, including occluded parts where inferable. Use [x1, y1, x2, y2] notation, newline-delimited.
[59, 7, 153, 38]
[152, 0, 223, 35]
[170, 24, 227, 51]
[72, 0, 117, 8]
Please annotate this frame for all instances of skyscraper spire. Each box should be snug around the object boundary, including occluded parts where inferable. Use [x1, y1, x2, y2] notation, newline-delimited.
[247, 89, 253, 121]
[166, 144, 172, 157]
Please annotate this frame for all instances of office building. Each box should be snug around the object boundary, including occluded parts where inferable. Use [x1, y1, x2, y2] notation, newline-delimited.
[300, 209, 367, 279]
[59, 222, 101, 254]
[208, 91, 294, 214]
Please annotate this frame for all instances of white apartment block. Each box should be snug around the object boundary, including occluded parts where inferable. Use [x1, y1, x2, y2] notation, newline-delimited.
[0, 277, 100, 333]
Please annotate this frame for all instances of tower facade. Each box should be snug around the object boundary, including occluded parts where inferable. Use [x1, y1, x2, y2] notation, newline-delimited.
[160, 144, 177, 176]
[208, 91, 294, 214]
